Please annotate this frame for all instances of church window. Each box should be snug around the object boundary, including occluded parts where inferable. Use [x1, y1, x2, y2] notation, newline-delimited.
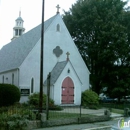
[19, 30, 22, 36]
[15, 29, 18, 36]
[56, 24, 60, 32]
[53, 46, 63, 57]
[12, 73, 14, 85]
[31, 78, 34, 93]
[2, 76, 4, 83]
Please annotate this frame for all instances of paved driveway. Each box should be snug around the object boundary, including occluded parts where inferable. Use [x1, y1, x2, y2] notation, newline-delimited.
[53, 107, 122, 117]
[53, 107, 106, 115]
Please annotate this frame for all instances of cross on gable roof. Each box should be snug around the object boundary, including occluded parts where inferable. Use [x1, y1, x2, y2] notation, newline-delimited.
[56, 4, 60, 14]
[44, 60, 82, 86]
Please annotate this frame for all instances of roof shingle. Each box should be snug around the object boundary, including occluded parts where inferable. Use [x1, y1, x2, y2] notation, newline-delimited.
[0, 15, 57, 73]
[44, 61, 68, 86]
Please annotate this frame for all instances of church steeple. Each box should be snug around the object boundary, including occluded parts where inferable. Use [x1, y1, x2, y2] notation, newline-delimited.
[11, 11, 25, 41]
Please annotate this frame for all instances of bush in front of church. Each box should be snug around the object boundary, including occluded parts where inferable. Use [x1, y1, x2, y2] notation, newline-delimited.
[0, 84, 20, 107]
[28, 93, 55, 109]
[81, 89, 99, 109]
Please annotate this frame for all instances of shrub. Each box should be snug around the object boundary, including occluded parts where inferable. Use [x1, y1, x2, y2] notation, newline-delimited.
[7, 114, 28, 130]
[0, 84, 20, 107]
[0, 113, 8, 127]
[81, 89, 99, 109]
[0, 107, 8, 114]
[0, 113, 28, 129]
[28, 93, 55, 109]
[0, 104, 37, 120]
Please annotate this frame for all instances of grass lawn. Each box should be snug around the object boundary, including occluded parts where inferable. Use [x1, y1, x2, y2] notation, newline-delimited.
[49, 112, 79, 119]
[111, 108, 124, 114]
[48, 111, 95, 120]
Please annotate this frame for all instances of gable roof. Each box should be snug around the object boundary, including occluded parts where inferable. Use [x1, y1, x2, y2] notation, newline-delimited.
[44, 60, 82, 86]
[0, 14, 57, 73]
[44, 61, 68, 86]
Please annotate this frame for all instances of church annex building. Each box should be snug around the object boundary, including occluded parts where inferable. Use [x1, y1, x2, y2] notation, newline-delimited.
[0, 12, 90, 105]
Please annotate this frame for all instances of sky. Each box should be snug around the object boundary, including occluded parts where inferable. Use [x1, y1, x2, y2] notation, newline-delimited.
[0, 0, 77, 49]
[0, 0, 130, 49]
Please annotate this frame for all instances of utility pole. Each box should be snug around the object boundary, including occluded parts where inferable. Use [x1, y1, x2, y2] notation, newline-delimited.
[39, 0, 45, 113]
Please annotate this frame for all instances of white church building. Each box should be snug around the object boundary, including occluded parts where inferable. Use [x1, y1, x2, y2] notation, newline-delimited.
[0, 10, 90, 105]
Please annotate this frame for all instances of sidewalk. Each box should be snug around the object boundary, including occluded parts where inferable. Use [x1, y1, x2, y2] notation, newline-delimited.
[32, 113, 123, 130]
[32, 119, 117, 130]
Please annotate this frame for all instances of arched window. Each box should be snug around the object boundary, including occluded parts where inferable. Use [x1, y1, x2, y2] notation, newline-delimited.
[12, 73, 14, 85]
[56, 24, 60, 32]
[31, 78, 34, 93]
[2, 76, 4, 83]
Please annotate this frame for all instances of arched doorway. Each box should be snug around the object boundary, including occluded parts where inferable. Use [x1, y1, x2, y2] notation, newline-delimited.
[61, 77, 74, 104]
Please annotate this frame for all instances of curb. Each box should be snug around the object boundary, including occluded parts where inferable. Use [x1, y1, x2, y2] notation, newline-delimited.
[82, 125, 111, 130]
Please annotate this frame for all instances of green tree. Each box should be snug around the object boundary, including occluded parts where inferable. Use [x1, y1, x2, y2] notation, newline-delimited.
[103, 9, 130, 100]
[63, 0, 130, 96]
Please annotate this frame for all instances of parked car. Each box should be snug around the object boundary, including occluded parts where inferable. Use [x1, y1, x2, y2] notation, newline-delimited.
[114, 98, 118, 102]
[120, 96, 130, 103]
[101, 97, 115, 103]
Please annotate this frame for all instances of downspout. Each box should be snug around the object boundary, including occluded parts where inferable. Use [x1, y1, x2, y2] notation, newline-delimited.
[52, 85, 54, 101]
[17, 68, 20, 89]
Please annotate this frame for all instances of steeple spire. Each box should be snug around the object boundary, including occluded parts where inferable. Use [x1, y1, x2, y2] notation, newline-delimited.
[19, 10, 21, 17]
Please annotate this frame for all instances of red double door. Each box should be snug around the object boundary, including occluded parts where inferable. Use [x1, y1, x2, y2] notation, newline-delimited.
[61, 77, 74, 104]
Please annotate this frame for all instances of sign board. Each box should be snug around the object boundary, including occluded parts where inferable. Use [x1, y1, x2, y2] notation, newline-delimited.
[21, 89, 30, 96]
